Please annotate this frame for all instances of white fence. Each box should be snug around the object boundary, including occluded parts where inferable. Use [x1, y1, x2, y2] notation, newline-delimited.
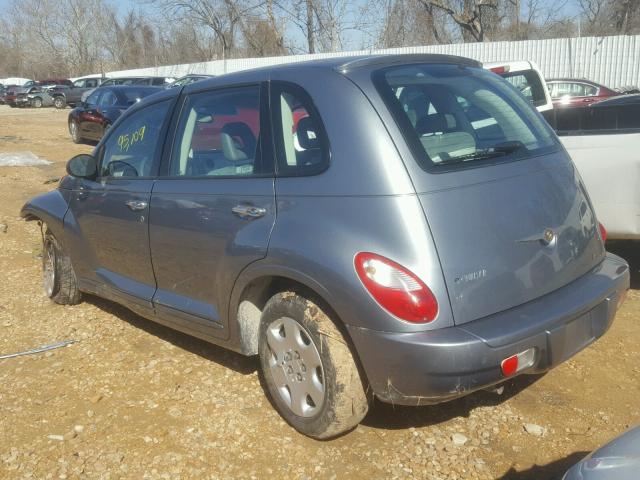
[106, 35, 640, 89]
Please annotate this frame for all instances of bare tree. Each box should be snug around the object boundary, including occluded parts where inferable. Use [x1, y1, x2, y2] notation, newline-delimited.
[418, 0, 498, 42]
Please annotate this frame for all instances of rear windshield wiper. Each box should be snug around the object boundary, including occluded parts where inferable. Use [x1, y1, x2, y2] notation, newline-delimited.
[436, 141, 525, 165]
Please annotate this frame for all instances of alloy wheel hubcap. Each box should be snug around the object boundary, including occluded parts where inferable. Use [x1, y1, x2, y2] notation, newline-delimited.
[266, 317, 325, 417]
[43, 242, 55, 297]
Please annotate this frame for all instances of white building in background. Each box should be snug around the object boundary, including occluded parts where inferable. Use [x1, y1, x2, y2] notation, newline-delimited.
[0, 77, 32, 86]
[105, 35, 640, 89]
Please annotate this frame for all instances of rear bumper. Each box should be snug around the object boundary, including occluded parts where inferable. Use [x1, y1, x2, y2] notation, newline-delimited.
[348, 253, 630, 406]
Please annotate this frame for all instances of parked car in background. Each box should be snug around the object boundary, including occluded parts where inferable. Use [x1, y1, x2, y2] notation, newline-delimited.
[49, 76, 105, 108]
[14, 86, 58, 108]
[0, 84, 6, 104]
[547, 78, 618, 107]
[100, 76, 172, 87]
[37, 78, 73, 87]
[68, 85, 161, 143]
[564, 426, 640, 479]
[25, 86, 63, 108]
[166, 74, 213, 88]
[555, 94, 640, 239]
[22, 55, 629, 439]
[81, 77, 173, 104]
[4, 85, 21, 107]
[485, 60, 554, 124]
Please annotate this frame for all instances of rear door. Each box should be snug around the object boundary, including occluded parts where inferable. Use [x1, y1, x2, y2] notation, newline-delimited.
[67, 99, 174, 312]
[148, 82, 275, 338]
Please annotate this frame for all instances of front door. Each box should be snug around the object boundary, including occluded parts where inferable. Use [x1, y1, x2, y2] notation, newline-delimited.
[68, 99, 173, 312]
[149, 83, 275, 338]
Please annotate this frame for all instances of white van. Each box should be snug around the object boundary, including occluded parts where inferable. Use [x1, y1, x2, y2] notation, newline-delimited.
[486, 61, 640, 240]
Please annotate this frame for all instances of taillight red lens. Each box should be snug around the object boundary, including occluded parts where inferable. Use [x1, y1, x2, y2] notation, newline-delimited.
[598, 222, 607, 243]
[354, 252, 438, 323]
[490, 66, 507, 74]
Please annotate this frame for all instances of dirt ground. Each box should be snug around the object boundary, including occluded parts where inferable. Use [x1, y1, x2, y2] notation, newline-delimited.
[0, 104, 638, 480]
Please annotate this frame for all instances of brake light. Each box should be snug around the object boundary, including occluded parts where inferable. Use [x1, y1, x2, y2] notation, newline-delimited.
[598, 222, 607, 243]
[490, 66, 509, 74]
[354, 252, 438, 323]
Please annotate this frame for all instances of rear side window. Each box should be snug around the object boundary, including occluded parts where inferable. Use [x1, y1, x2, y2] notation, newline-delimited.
[374, 64, 558, 170]
[271, 82, 329, 176]
[168, 86, 265, 177]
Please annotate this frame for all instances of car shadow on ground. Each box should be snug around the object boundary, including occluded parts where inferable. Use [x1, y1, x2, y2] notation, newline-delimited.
[607, 241, 640, 289]
[85, 294, 258, 375]
[362, 374, 544, 430]
[499, 451, 588, 480]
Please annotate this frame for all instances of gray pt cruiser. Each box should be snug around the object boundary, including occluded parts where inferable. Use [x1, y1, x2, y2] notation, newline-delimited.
[21, 55, 630, 439]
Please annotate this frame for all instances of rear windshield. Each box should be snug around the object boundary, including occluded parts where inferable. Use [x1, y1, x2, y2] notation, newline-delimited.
[374, 64, 558, 170]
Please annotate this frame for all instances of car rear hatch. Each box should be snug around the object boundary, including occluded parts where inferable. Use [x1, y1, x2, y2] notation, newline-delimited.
[417, 155, 604, 324]
[369, 61, 605, 325]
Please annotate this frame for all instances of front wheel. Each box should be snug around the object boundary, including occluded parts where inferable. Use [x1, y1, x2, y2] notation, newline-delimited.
[32, 97, 43, 108]
[53, 96, 66, 109]
[43, 230, 82, 305]
[258, 292, 369, 439]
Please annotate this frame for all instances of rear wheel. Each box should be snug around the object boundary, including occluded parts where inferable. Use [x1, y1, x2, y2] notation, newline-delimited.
[53, 96, 66, 109]
[43, 230, 82, 305]
[69, 120, 83, 144]
[258, 292, 369, 439]
[32, 97, 43, 108]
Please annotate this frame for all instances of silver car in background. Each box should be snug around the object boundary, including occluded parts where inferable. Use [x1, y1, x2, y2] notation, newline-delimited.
[564, 426, 640, 480]
[22, 55, 630, 438]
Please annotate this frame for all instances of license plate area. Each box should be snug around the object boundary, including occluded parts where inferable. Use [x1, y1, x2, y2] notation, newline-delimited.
[547, 306, 598, 365]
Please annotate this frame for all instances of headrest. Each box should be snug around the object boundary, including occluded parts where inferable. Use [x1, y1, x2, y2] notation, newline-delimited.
[220, 132, 248, 162]
[296, 116, 320, 149]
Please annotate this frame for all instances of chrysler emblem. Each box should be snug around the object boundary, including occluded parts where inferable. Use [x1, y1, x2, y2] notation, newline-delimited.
[542, 228, 556, 246]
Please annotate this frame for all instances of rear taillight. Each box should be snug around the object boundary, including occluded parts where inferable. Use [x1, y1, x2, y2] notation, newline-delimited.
[598, 222, 607, 243]
[354, 252, 438, 323]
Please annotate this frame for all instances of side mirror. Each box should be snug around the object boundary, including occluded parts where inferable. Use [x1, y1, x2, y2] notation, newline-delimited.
[66, 154, 97, 179]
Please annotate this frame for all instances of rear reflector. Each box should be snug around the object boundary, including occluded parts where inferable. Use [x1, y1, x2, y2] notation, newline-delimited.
[354, 252, 438, 323]
[598, 222, 607, 243]
[501, 348, 536, 377]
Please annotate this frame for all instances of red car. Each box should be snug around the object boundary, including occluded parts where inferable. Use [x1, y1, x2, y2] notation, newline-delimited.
[547, 78, 618, 107]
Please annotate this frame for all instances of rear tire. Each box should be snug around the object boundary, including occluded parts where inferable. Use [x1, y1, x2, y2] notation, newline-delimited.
[43, 230, 82, 305]
[32, 97, 43, 108]
[69, 120, 83, 144]
[53, 96, 66, 109]
[258, 292, 369, 439]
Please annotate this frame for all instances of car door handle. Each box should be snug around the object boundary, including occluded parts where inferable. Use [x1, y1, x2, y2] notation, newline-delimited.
[125, 200, 148, 211]
[232, 205, 266, 218]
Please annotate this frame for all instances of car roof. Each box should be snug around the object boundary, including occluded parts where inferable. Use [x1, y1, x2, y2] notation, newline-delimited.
[131, 54, 481, 114]
[180, 54, 481, 93]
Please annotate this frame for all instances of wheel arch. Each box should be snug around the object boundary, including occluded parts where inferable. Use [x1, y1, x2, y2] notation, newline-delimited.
[20, 190, 71, 248]
[229, 265, 350, 356]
